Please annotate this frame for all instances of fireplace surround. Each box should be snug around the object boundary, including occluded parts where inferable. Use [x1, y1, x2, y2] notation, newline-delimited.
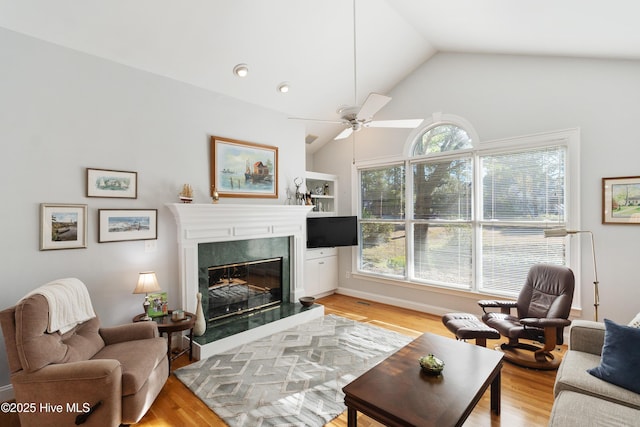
[167, 203, 323, 359]
[200, 239, 288, 322]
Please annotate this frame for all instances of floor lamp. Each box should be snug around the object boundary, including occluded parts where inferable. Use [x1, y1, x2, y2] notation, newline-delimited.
[543, 228, 600, 321]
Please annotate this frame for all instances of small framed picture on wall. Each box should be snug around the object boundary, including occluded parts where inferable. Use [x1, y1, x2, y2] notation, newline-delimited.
[86, 168, 138, 199]
[40, 203, 88, 250]
[98, 209, 158, 242]
[602, 176, 640, 224]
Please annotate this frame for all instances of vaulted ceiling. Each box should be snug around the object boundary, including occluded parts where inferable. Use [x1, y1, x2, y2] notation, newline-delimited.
[2, 0, 639, 152]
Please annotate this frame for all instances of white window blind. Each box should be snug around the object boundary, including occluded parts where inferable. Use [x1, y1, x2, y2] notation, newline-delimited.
[412, 157, 473, 288]
[359, 165, 406, 277]
[479, 147, 566, 294]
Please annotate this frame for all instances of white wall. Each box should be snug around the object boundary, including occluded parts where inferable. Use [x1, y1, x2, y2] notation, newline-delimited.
[313, 52, 640, 325]
[0, 28, 306, 391]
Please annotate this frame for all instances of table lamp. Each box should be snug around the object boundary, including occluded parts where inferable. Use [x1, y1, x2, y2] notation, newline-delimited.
[133, 271, 161, 321]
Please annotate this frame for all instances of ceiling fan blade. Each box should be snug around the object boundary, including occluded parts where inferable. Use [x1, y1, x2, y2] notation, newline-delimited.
[288, 117, 344, 124]
[356, 93, 392, 120]
[334, 128, 354, 140]
[367, 119, 424, 128]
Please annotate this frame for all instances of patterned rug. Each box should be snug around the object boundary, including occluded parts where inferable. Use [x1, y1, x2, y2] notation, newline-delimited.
[174, 314, 413, 427]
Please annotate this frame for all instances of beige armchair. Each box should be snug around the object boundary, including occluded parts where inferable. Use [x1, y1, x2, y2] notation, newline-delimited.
[0, 290, 168, 426]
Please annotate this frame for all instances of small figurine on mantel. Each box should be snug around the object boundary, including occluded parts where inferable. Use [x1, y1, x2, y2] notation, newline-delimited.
[293, 177, 306, 205]
[211, 185, 220, 204]
[179, 184, 193, 203]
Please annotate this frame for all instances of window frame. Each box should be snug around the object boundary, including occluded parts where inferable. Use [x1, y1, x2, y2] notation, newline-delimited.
[408, 152, 475, 290]
[351, 118, 581, 309]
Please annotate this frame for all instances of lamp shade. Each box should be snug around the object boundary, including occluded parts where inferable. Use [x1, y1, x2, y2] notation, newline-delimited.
[133, 271, 161, 294]
[543, 228, 570, 237]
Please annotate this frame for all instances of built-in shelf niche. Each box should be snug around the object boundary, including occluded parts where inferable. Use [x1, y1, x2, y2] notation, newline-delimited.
[306, 171, 338, 216]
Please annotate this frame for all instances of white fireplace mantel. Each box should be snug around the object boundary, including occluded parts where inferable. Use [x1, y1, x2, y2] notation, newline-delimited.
[166, 203, 313, 314]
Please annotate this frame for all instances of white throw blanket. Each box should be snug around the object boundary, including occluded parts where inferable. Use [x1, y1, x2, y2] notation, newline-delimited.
[21, 278, 96, 334]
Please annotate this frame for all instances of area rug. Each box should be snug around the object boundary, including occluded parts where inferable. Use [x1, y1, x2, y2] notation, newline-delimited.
[174, 314, 413, 427]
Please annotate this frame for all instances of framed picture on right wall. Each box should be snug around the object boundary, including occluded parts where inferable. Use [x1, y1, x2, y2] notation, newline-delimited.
[602, 176, 640, 224]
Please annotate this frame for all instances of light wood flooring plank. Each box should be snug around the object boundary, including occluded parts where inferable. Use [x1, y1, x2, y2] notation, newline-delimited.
[1, 293, 562, 426]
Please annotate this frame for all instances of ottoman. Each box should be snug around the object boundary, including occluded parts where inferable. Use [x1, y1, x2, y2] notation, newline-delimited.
[442, 312, 500, 347]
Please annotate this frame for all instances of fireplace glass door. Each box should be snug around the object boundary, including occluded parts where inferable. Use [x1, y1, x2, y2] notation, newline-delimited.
[207, 257, 283, 321]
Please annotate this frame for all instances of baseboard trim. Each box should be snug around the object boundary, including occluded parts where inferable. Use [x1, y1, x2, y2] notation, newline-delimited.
[335, 287, 458, 317]
[0, 383, 14, 402]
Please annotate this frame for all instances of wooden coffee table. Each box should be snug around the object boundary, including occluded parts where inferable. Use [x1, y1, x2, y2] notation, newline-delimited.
[342, 332, 504, 427]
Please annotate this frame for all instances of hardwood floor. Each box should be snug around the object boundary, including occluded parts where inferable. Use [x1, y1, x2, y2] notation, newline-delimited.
[1, 294, 562, 426]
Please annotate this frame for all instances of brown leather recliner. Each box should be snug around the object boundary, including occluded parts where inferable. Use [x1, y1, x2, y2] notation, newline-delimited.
[479, 264, 575, 370]
[0, 290, 168, 426]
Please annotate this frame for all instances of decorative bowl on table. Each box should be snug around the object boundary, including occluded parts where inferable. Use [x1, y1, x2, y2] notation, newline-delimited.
[419, 354, 444, 376]
[299, 296, 316, 307]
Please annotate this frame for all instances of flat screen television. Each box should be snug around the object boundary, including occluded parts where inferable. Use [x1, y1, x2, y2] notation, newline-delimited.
[306, 216, 358, 248]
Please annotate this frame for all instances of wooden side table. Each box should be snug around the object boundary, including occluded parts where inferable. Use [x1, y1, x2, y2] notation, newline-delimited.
[133, 311, 196, 372]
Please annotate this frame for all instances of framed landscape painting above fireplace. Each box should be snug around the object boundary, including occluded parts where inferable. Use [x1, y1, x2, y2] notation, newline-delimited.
[210, 136, 278, 199]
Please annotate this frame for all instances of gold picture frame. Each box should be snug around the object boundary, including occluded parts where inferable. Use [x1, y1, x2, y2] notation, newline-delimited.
[210, 136, 278, 199]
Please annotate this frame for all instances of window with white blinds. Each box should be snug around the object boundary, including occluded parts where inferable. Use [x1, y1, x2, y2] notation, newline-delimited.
[356, 123, 577, 298]
[479, 147, 567, 294]
[360, 165, 406, 278]
[412, 157, 473, 288]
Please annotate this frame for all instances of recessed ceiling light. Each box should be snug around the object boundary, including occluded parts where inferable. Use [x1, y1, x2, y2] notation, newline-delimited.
[277, 82, 290, 93]
[233, 63, 248, 77]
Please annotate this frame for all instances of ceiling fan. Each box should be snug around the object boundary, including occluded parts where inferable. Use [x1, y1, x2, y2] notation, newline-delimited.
[290, 0, 423, 141]
[295, 93, 423, 140]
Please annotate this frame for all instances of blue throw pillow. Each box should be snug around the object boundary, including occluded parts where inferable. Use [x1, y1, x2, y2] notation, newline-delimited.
[587, 318, 640, 394]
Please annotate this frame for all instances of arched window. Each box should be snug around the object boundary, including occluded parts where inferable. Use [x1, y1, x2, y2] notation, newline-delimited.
[412, 123, 473, 156]
[358, 115, 579, 301]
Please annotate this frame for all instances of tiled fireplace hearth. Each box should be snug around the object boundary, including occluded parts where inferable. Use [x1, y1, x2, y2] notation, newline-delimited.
[167, 203, 324, 359]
